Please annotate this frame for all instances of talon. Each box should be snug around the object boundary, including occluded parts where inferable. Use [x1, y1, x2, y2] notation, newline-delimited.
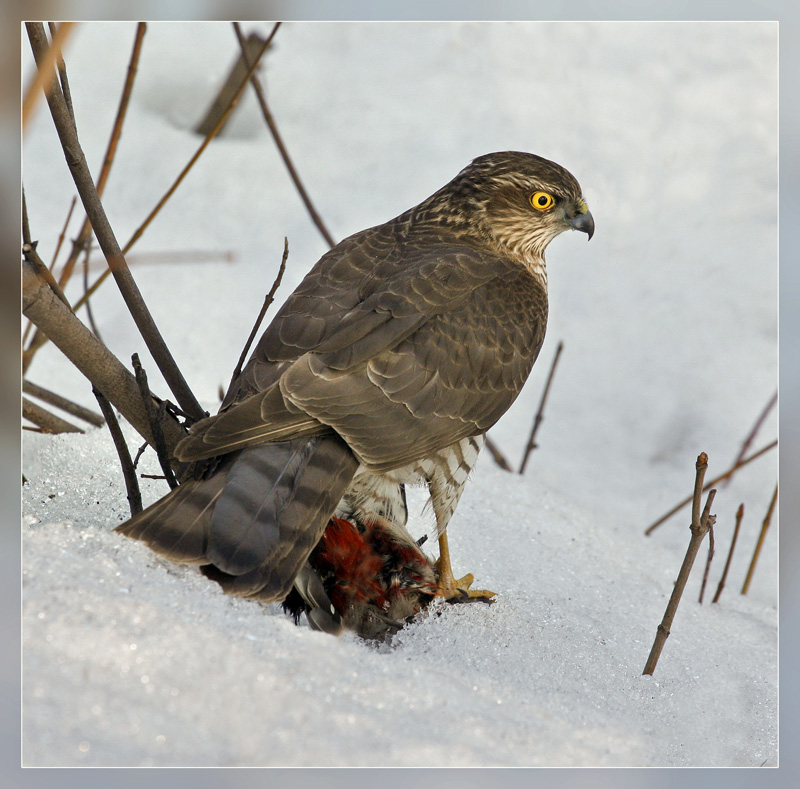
[434, 533, 497, 603]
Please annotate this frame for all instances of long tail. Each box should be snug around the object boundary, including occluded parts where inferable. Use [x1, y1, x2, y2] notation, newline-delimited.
[116, 434, 359, 602]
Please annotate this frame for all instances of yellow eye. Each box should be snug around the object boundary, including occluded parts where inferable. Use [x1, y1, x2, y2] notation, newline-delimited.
[530, 191, 555, 211]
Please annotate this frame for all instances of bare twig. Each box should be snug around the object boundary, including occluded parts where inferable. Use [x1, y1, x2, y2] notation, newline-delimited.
[23, 380, 105, 427]
[24, 23, 144, 368]
[712, 502, 744, 604]
[741, 485, 778, 595]
[232, 22, 336, 248]
[72, 249, 236, 273]
[27, 22, 205, 423]
[70, 23, 281, 317]
[195, 31, 269, 136]
[48, 22, 75, 121]
[23, 259, 186, 453]
[484, 435, 514, 473]
[132, 354, 179, 490]
[23, 396, 84, 434]
[643, 453, 716, 676]
[22, 21, 74, 130]
[93, 387, 143, 516]
[82, 243, 102, 339]
[644, 439, 777, 535]
[225, 237, 289, 399]
[698, 518, 715, 604]
[519, 340, 563, 474]
[723, 391, 777, 487]
[21, 192, 72, 311]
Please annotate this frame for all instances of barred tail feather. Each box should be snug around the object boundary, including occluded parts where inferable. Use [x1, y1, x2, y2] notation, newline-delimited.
[116, 435, 359, 602]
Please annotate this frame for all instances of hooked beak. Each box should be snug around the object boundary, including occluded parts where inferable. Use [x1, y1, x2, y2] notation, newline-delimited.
[569, 207, 594, 240]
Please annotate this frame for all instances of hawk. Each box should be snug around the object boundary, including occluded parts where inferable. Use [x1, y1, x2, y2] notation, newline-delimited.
[117, 151, 594, 638]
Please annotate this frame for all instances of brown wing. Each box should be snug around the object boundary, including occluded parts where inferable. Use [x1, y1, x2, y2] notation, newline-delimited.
[177, 220, 547, 470]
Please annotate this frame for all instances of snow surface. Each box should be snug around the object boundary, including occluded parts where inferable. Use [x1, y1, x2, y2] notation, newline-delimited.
[21, 21, 777, 767]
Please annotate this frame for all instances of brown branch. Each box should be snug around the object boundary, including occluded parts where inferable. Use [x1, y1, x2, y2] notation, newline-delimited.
[22, 21, 74, 130]
[232, 22, 336, 248]
[741, 484, 778, 595]
[48, 22, 75, 121]
[132, 354, 179, 490]
[27, 22, 205, 423]
[644, 439, 777, 535]
[643, 453, 716, 676]
[483, 435, 514, 473]
[723, 391, 777, 488]
[24, 23, 144, 368]
[93, 387, 143, 516]
[519, 340, 563, 474]
[70, 22, 281, 317]
[225, 237, 289, 399]
[23, 380, 105, 427]
[195, 30, 269, 136]
[698, 519, 715, 604]
[23, 259, 186, 453]
[23, 396, 84, 434]
[712, 502, 744, 604]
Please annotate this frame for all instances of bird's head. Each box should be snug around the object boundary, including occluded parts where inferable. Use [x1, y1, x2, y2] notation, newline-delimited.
[428, 151, 594, 269]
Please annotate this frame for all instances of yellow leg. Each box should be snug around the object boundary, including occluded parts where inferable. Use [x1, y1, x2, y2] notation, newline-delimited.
[435, 530, 496, 602]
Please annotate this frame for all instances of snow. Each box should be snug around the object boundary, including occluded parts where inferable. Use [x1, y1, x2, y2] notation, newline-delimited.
[21, 21, 777, 768]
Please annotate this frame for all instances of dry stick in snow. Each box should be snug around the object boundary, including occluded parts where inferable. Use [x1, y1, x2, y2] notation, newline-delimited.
[93, 387, 143, 516]
[644, 439, 776, 535]
[70, 23, 280, 318]
[643, 453, 717, 676]
[23, 24, 147, 372]
[225, 238, 289, 399]
[132, 354, 179, 490]
[741, 484, 778, 595]
[23, 397, 84, 434]
[26, 22, 205, 423]
[712, 502, 744, 604]
[519, 340, 564, 474]
[232, 22, 336, 249]
[698, 519, 715, 604]
[723, 391, 777, 488]
[23, 380, 105, 427]
[484, 435, 514, 473]
[195, 31, 269, 136]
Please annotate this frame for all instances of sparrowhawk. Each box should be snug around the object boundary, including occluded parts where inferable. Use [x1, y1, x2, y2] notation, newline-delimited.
[117, 151, 594, 637]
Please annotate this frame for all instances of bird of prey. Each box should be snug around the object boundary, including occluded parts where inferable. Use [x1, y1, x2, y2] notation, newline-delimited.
[117, 151, 594, 638]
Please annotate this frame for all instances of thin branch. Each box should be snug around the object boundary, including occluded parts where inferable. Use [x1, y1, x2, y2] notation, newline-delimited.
[22, 21, 74, 130]
[23, 259, 186, 453]
[644, 439, 777, 535]
[741, 485, 778, 595]
[723, 391, 777, 487]
[519, 340, 563, 474]
[23, 397, 84, 434]
[93, 387, 143, 516]
[48, 22, 75, 121]
[698, 518, 715, 604]
[712, 502, 744, 604]
[69, 23, 281, 317]
[23, 380, 105, 427]
[82, 243, 102, 339]
[643, 453, 716, 676]
[225, 237, 289, 399]
[484, 435, 514, 473]
[132, 354, 179, 489]
[232, 22, 336, 248]
[24, 23, 144, 368]
[27, 22, 205, 423]
[195, 31, 269, 136]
